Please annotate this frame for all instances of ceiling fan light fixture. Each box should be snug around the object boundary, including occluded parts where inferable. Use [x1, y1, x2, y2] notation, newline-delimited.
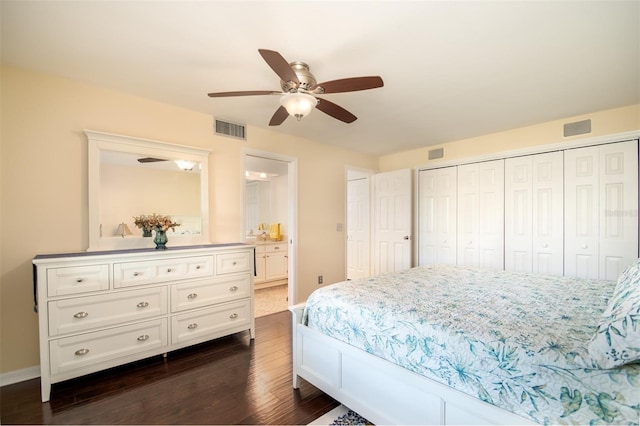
[175, 160, 195, 171]
[280, 92, 318, 121]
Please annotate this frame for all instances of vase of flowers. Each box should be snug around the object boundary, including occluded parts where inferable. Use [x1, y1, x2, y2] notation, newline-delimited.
[133, 214, 180, 249]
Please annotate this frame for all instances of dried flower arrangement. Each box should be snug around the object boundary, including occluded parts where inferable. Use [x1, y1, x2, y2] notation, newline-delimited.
[133, 214, 180, 233]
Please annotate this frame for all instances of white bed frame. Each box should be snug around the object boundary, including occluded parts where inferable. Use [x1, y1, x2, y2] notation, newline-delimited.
[290, 304, 535, 425]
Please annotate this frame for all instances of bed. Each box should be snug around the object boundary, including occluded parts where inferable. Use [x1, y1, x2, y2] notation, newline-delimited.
[290, 263, 640, 425]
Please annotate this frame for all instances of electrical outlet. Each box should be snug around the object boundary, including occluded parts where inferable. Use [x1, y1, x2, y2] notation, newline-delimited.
[318, 275, 323, 284]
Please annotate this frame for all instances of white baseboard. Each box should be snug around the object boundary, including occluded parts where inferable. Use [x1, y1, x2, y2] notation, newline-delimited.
[0, 366, 40, 387]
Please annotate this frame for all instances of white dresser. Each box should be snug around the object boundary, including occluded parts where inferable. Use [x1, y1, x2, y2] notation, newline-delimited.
[33, 243, 255, 402]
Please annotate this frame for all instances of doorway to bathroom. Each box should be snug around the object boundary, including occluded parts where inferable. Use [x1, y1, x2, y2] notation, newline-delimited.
[243, 150, 297, 317]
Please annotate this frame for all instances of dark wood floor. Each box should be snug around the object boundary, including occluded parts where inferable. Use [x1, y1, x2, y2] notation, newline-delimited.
[0, 310, 339, 425]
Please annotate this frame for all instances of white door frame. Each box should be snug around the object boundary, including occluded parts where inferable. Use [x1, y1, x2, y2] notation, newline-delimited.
[242, 149, 299, 305]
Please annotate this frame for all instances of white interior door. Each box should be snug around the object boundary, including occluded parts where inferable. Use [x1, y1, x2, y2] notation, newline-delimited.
[599, 140, 638, 279]
[505, 151, 564, 275]
[564, 140, 638, 280]
[374, 169, 413, 274]
[564, 145, 600, 279]
[531, 152, 564, 275]
[418, 166, 457, 266]
[347, 174, 371, 280]
[505, 156, 533, 271]
[457, 160, 504, 269]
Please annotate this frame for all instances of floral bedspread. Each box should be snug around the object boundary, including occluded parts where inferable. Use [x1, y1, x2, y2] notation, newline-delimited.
[302, 265, 640, 425]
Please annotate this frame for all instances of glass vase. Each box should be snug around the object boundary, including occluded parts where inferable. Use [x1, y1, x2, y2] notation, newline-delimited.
[154, 229, 168, 250]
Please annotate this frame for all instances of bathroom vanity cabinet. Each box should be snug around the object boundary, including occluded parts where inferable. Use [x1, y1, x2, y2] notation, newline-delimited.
[254, 241, 288, 288]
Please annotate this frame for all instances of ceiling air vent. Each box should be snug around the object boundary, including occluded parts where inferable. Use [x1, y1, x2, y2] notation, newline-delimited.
[215, 118, 246, 140]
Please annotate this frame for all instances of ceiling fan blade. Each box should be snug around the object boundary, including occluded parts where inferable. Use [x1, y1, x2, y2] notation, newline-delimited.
[258, 49, 300, 84]
[316, 98, 357, 123]
[208, 90, 279, 97]
[312, 76, 384, 94]
[269, 106, 289, 126]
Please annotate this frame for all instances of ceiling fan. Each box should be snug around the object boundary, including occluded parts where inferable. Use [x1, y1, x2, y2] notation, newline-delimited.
[207, 49, 384, 126]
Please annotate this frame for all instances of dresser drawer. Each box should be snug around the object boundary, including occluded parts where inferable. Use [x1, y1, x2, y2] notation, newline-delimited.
[49, 318, 168, 375]
[216, 251, 252, 275]
[48, 287, 168, 336]
[171, 300, 251, 345]
[47, 264, 110, 297]
[171, 274, 251, 313]
[113, 255, 214, 288]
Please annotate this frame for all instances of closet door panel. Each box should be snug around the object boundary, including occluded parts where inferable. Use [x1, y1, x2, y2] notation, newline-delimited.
[478, 161, 504, 270]
[565, 140, 638, 280]
[418, 167, 457, 266]
[436, 170, 457, 265]
[505, 157, 533, 272]
[418, 171, 437, 266]
[599, 141, 638, 279]
[532, 152, 564, 276]
[457, 160, 504, 270]
[457, 165, 480, 267]
[565, 146, 600, 279]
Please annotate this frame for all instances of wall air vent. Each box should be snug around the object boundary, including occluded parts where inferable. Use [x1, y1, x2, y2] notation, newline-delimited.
[564, 119, 591, 137]
[428, 147, 444, 160]
[215, 118, 246, 140]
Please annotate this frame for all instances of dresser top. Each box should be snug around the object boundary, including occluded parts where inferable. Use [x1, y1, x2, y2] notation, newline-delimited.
[34, 243, 253, 262]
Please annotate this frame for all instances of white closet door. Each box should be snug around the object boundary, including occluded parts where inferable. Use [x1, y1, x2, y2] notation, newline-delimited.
[505, 156, 533, 272]
[373, 169, 413, 274]
[565, 140, 638, 280]
[418, 167, 457, 266]
[599, 141, 638, 279]
[457, 160, 504, 269]
[532, 152, 564, 275]
[505, 152, 563, 275]
[565, 145, 600, 278]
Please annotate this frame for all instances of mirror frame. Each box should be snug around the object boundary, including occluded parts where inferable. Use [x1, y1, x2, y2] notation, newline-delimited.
[86, 130, 211, 251]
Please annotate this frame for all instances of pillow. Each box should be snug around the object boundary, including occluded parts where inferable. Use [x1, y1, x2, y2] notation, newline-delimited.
[587, 258, 640, 369]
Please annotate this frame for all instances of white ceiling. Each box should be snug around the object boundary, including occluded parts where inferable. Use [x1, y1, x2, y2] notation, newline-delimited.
[2, 1, 638, 156]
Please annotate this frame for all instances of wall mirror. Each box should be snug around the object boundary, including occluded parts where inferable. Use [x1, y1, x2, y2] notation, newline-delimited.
[87, 130, 211, 251]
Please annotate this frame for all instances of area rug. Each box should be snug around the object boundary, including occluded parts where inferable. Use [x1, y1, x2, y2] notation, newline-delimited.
[308, 405, 373, 425]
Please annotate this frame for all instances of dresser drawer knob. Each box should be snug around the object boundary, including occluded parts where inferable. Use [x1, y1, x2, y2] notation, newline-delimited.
[229, 313, 238, 319]
[187, 293, 198, 299]
[137, 334, 150, 342]
[229, 286, 238, 292]
[232, 261, 237, 266]
[76, 278, 84, 283]
[73, 311, 89, 319]
[167, 268, 173, 273]
[187, 323, 198, 330]
[136, 301, 149, 308]
[133, 272, 142, 277]
[196, 265, 201, 270]
[75, 348, 90, 356]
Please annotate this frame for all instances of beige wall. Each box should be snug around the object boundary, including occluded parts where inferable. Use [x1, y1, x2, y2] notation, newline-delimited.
[379, 104, 640, 171]
[0, 66, 378, 374]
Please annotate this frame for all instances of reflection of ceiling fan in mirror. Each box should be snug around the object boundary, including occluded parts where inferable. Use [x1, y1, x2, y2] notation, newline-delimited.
[207, 49, 384, 125]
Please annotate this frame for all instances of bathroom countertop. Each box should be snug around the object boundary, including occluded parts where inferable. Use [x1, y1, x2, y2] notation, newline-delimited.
[244, 236, 287, 245]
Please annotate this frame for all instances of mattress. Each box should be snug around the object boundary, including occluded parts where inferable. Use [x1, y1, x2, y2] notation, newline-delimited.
[302, 265, 640, 425]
